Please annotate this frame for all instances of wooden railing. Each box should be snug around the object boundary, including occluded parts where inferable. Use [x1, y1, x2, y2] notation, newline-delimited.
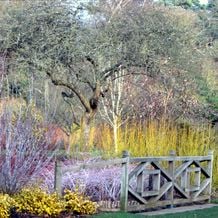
[54, 150, 214, 212]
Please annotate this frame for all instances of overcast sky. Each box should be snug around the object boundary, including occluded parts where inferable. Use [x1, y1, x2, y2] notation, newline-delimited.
[200, 0, 208, 4]
[71, 0, 209, 8]
[73, 0, 209, 4]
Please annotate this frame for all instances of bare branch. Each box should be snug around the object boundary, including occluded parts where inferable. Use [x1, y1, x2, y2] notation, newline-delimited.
[46, 71, 91, 113]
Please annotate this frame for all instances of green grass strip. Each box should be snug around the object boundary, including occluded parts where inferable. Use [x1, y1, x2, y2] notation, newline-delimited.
[93, 205, 218, 218]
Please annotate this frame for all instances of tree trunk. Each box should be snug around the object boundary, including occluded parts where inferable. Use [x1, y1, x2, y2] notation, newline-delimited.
[80, 109, 97, 150]
[79, 80, 101, 149]
[113, 116, 119, 154]
[68, 81, 101, 151]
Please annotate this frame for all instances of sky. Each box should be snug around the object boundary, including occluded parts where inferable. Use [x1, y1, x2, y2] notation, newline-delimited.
[74, 0, 209, 6]
[199, 0, 208, 4]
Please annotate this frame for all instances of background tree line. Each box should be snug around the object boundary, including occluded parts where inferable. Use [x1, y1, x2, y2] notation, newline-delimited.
[0, 0, 217, 151]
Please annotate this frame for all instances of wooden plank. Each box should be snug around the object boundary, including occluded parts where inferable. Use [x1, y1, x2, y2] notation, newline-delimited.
[129, 162, 150, 181]
[174, 183, 190, 199]
[130, 157, 174, 163]
[99, 194, 210, 212]
[175, 161, 193, 178]
[195, 168, 201, 188]
[174, 156, 212, 162]
[120, 151, 130, 212]
[130, 156, 211, 164]
[149, 182, 172, 202]
[62, 165, 82, 174]
[184, 167, 201, 194]
[128, 187, 147, 204]
[173, 195, 210, 205]
[185, 186, 200, 192]
[181, 167, 187, 189]
[62, 158, 127, 174]
[142, 190, 159, 197]
[167, 150, 176, 208]
[186, 167, 200, 173]
[99, 208, 120, 212]
[127, 200, 172, 212]
[136, 170, 143, 194]
[137, 169, 161, 195]
[193, 161, 210, 178]
[206, 150, 214, 203]
[126, 195, 210, 212]
[143, 169, 160, 175]
[153, 170, 161, 191]
[151, 161, 172, 181]
[54, 161, 62, 196]
[186, 168, 191, 196]
[192, 179, 210, 199]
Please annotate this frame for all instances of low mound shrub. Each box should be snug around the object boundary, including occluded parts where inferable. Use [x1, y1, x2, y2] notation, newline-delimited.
[12, 187, 98, 217]
[0, 193, 15, 218]
[13, 188, 64, 216]
[64, 189, 98, 215]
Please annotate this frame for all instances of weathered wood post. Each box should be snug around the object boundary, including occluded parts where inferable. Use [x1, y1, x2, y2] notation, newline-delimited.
[207, 150, 214, 203]
[54, 160, 62, 196]
[120, 150, 130, 212]
[168, 150, 176, 208]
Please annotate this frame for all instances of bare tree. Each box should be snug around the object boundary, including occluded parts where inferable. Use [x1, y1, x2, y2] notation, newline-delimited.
[100, 69, 131, 153]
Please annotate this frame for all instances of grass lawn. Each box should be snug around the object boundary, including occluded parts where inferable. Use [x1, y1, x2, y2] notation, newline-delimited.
[93, 205, 218, 218]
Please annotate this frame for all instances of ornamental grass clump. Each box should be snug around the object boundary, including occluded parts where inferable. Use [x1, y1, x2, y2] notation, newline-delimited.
[93, 119, 218, 187]
[0, 193, 15, 218]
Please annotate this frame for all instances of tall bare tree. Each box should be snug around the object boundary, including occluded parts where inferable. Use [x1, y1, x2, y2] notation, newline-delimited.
[100, 69, 132, 153]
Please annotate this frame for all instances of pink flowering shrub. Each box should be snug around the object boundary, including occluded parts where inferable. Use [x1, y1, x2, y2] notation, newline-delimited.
[39, 159, 139, 202]
[63, 167, 122, 201]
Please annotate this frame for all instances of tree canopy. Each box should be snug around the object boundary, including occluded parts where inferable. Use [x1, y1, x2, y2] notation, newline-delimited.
[0, 0, 215, 128]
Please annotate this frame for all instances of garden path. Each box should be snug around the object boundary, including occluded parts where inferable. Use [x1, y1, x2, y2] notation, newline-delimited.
[139, 204, 218, 216]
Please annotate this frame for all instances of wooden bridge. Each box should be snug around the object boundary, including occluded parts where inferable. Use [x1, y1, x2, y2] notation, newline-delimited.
[55, 150, 214, 212]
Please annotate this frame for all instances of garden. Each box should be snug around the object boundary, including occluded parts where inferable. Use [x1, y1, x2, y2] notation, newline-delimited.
[0, 0, 217, 217]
